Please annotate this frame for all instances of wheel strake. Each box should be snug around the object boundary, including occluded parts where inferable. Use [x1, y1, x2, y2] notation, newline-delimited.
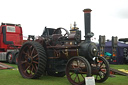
[18, 41, 47, 79]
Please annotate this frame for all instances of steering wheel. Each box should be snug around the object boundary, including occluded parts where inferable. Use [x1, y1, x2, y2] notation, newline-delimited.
[53, 27, 69, 37]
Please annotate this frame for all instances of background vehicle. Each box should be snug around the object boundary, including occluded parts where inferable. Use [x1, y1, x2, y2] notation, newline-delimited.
[0, 23, 23, 64]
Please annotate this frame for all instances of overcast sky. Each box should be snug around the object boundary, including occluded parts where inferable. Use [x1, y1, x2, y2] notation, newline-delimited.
[0, 0, 128, 41]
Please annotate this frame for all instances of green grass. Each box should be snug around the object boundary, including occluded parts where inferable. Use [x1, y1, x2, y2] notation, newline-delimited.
[0, 66, 69, 85]
[0, 63, 128, 85]
[110, 64, 128, 70]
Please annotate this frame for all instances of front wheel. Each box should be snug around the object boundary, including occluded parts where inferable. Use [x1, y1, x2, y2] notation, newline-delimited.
[66, 56, 91, 85]
[91, 57, 110, 83]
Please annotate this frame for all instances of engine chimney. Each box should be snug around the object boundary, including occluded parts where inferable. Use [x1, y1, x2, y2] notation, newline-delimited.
[79, 9, 98, 62]
[83, 9, 93, 42]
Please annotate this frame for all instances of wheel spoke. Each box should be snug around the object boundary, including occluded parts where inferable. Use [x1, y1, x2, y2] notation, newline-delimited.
[33, 61, 38, 64]
[29, 66, 32, 74]
[100, 70, 105, 76]
[35, 57, 39, 60]
[77, 74, 80, 83]
[32, 64, 36, 73]
[33, 54, 38, 59]
[31, 64, 34, 72]
[95, 75, 98, 80]
[23, 51, 27, 55]
[98, 73, 102, 79]
[21, 60, 27, 65]
[100, 62, 104, 68]
[81, 74, 85, 79]
[74, 74, 78, 81]
[64, 33, 67, 36]
[23, 51, 29, 59]
[26, 49, 30, 56]
[31, 47, 34, 56]
[35, 63, 38, 69]
[70, 72, 74, 77]
[24, 65, 31, 73]
[28, 46, 32, 55]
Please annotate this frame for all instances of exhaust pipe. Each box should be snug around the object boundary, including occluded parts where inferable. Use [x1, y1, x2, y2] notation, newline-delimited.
[83, 9, 94, 42]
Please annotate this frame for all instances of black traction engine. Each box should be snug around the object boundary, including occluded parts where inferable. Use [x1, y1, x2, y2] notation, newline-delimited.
[18, 9, 110, 85]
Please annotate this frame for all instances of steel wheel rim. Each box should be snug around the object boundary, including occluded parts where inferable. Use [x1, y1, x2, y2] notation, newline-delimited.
[18, 43, 39, 78]
[66, 57, 90, 85]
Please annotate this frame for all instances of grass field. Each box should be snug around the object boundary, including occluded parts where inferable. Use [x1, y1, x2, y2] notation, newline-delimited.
[0, 63, 128, 85]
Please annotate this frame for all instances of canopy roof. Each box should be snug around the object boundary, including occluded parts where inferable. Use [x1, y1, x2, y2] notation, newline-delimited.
[105, 41, 128, 47]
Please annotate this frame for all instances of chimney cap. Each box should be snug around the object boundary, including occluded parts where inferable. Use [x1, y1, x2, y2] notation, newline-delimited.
[83, 8, 92, 13]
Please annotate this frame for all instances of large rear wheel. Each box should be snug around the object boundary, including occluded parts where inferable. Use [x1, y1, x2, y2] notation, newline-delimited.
[66, 56, 91, 85]
[18, 41, 47, 79]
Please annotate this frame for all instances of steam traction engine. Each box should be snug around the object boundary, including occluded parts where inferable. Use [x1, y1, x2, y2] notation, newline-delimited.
[18, 9, 110, 85]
